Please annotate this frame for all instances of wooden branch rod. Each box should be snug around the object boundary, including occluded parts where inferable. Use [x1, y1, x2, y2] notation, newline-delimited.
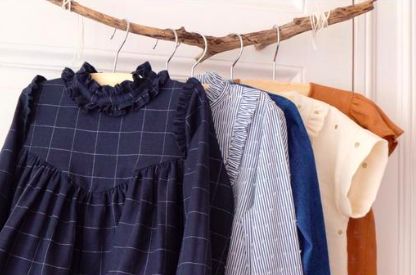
[46, 0, 376, 61]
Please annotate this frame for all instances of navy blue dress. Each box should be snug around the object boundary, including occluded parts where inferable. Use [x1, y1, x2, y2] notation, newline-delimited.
[0, 62, 234, 275]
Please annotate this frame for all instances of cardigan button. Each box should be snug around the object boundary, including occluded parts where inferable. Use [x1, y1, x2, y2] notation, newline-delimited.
[354, 142, 360, 148]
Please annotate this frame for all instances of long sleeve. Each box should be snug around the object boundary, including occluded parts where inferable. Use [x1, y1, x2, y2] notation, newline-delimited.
[0, 76, 43, 228]
[175, 80, 234, 275]
[242, 100, 303, 275]
[268, 94, 330, 275]
[287, 114, 330, 275]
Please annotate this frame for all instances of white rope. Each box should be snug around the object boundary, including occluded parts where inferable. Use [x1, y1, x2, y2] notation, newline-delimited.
[61, 0, 84, 66]
[71, 15, 84, 67]
[62, 0, 72, 11]
[308, 2, 331, 50]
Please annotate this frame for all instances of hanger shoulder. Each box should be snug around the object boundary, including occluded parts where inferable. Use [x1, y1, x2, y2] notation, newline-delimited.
[237, 79, 310, 96]
[90, 72, 133, 86]
[202, 84, 210, 90]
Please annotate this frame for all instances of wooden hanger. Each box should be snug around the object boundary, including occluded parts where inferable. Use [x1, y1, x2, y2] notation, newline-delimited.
[235, 25, 311, 96]
[90, 19, 133, 86]
[235, 79, 311, 96]
[90, 73, 133, 86]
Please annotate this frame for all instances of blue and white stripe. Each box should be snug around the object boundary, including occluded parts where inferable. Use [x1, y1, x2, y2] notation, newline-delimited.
[196, 73, 304, 275]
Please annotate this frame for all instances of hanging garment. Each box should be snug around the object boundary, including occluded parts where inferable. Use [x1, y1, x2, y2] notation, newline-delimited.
[232, 79, 403, 275]
[196, 73, 303, 275]
[281, 92, 388, 275]
[0, 62, 234, 275]
[267, 93, 330, 275]
[309, 82, 403, 275]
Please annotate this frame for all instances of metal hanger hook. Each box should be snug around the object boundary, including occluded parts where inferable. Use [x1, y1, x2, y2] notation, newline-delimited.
[272, 24, 280, 80]
[110, 19, 130, 73]
[191, 32, 208, 77]
[230, 33, 244, 80]
[153, 29, 180, 71]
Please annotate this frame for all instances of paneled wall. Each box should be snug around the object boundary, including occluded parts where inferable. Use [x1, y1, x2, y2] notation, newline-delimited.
[0, 1, 413, 274]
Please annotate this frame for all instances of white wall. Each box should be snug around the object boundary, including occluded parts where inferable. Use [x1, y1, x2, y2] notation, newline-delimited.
[0, 0, 414, 274]
[0, 0, 354, 139]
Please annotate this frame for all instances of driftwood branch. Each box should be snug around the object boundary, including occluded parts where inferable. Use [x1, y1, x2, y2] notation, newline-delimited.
[46, 0, 376, 61]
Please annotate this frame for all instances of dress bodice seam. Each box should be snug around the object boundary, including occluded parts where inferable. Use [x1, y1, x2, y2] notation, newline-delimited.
[17, 148, 184, 196]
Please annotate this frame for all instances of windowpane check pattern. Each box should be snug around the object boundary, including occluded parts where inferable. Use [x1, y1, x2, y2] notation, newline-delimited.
[0, 62, 234, 275]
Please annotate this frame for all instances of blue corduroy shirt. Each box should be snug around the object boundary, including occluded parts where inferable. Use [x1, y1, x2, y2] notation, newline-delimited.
[268, 93, 331, 275]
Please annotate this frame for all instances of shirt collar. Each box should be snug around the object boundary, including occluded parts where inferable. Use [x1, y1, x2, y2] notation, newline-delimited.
[194, 72, 231, 107]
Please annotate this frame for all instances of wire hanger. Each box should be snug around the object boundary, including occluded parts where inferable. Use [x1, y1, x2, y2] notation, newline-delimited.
[110, 19, 130, 72]
[272, 24, 280, 80]
[236, 24, 310, 96]
[48, 0, 374, 60]
[153, 29, 180, 71]
[230, 34, 244, 80]
[191, 32, 208, 77]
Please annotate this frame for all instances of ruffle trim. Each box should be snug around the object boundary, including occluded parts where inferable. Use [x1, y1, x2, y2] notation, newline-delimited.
[226, 85, 259, 184]
[350, 94, 403, 154]
[21, 75, 46, 135]
[285, 92, 329, 137]
[173, 78, 205, 157]
[194, 72, 228, 106]
[305, 99, 328, 137]
[61, 62, 169, 116]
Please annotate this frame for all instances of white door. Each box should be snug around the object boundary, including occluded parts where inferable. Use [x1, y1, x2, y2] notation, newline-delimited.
[0, 1, 412, 274]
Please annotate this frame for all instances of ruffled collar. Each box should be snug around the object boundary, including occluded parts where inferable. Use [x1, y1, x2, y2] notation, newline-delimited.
[283, 92, 329, 137]
[61, 62, 169, 116]
[195, 72, 231, 107]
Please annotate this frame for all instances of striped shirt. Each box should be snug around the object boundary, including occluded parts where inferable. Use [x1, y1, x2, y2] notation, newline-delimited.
[196, 73, 304, 275]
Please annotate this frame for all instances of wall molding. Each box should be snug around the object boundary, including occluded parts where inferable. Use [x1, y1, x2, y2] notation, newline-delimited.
[57, 0, 307, 14]
[0, 42, 304, 81]
[179, 0, 306, 12]
[353, 4, 377, 98]
[397, 0, 416, 274]
[364, 8, 377, 100]
[348, 3, 411, 273]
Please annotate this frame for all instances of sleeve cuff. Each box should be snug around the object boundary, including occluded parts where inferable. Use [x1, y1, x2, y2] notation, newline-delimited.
[336, 129, 389, 218]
